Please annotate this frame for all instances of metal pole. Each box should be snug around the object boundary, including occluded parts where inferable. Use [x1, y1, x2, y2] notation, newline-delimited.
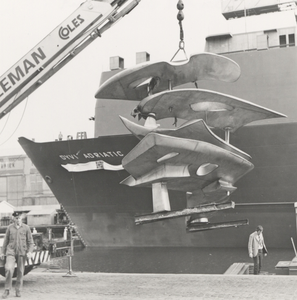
[187, 219, 249, 232]
[225, 128, 230, 144]
[294, 202, 297, 256]
[291, 237, 297, 257]
[135, 201, 235, 225]
[63, 226, 77, 277]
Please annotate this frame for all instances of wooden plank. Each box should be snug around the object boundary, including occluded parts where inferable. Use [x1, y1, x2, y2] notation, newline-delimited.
[275, 261, 291, 269]
[238, 264, 250, 275]
[224, 263, 248, 275]
[289, 268, 297, 275]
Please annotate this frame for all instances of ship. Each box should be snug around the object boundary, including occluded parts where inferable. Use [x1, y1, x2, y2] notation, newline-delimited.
[18, 0, 297, 249]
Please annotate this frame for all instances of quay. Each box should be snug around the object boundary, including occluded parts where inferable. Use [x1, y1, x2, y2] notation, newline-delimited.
[0, 270, 296, 300]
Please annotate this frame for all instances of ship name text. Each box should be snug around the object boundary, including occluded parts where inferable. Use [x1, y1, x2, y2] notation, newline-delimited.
[60, 151, 124, 161]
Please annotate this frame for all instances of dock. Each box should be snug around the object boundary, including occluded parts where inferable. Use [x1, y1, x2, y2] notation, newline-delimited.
[1, 270, 296, 300]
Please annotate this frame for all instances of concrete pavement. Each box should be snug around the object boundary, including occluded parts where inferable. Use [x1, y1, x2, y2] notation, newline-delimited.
[1, 270, 297, 300]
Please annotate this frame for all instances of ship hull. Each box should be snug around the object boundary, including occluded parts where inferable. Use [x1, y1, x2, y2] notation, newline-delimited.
[19, 121, 297, 248]
[19, 46, 297, 249]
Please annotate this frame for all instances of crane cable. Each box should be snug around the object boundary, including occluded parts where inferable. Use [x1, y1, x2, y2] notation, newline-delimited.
[0, 95, 29, 147]
[171, 0, 187, 61]
[0, 109, 10, 136]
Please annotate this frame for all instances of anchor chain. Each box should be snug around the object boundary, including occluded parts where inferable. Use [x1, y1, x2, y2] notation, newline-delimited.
[171, 0, 188, 61]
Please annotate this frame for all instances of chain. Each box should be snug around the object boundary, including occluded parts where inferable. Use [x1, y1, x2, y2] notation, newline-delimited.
[171, 0, 187, 61]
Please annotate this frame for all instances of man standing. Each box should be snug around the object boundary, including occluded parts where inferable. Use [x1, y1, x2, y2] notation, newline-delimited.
[248, 225, 268, 275]
[0, 212, 34, 298]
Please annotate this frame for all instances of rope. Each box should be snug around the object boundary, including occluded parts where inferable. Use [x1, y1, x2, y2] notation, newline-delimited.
[0, 96, 29, 147]
[0, 109, 10, 136]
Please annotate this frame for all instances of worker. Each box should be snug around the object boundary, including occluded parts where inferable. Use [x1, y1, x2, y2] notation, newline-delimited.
[0, 212, 34, 298]
[248, 225, 268, 275]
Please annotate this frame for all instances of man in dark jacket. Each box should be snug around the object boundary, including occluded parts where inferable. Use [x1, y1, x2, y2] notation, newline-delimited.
[248, 225, 268, 275]
[0, 212, 34, 298]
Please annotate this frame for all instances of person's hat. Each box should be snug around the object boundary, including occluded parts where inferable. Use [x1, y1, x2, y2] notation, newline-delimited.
[256, 225, 263, 232]
[12, 212, 21, 217]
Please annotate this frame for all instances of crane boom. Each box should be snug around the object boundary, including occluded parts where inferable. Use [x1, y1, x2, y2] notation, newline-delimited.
[0, 0, 140, 120]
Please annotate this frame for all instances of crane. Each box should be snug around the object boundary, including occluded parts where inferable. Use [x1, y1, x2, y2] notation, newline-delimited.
[0, 0, 140, 120]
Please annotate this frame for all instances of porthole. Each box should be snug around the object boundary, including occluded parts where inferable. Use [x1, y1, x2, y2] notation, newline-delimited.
[45, 175, 53, 184]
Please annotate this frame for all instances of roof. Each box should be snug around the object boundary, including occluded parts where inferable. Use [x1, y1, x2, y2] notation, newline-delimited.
[26, 208, 57, 216]
[15, 204, 60, 212]
[0, 201, 15, 212]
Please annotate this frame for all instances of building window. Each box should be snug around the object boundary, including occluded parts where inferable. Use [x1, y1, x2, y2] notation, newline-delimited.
[289, 34, 295, 46]
[30, 174, 43, 194]
[0, 177, 7, 201]
[279, 35, 287, 47]
[7, 176, 23, 201]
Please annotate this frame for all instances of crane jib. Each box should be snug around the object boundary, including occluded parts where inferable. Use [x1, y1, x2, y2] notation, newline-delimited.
[0, 0, 120, 116]
[0, 0, 141, 119]
[0, 1, 112, 107]
[0, 12, 86, 101]
[0, 48, 46, 99]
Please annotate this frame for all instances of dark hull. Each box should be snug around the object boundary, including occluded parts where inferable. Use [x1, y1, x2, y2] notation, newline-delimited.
[19, 46, 297, 249]
[19, 121, 297, 248]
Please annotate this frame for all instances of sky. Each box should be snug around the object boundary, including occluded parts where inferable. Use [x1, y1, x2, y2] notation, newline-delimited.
[0, 0, 226, 156]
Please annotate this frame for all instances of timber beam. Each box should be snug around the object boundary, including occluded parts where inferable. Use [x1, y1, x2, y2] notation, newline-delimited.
[186, 219, 249, 232]
[135, 201, 235, 225]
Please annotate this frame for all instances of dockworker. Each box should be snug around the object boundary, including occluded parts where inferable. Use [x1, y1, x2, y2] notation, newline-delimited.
[248, 225, 268, 275]
[0, 212, 34, 298]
